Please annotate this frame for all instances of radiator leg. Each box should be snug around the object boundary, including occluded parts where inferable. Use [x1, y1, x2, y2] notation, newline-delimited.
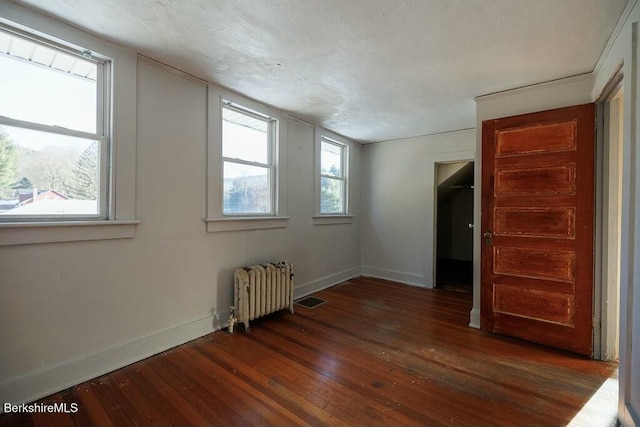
[228, 306, 238, 334]
[244, 321, 250, 333]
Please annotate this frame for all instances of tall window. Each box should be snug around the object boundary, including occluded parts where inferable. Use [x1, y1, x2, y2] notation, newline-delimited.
[0, 24, 109, 220]
[222, 102, 275, 215]
[319, 136, 347, 214]
[206, 88, 287, 232]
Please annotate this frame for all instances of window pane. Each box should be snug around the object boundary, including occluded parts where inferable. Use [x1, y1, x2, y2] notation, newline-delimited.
[222, 107, 269, 164]
[223, 161, 271, 214]
[321, 140, 342, 177]
[320, 176, 344, 214]
[0, 125, 100, 216]
[0, 30, 98, 133]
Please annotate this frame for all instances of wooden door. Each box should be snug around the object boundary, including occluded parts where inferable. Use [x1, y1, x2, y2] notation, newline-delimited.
[481, 104, 595, 356]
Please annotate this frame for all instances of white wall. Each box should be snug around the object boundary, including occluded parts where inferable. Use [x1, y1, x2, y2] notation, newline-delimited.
[2, 3, 638, 421]
[593, 0, 640, 424]
[360, 130, 475, 287]
[0, 59, 361, 405]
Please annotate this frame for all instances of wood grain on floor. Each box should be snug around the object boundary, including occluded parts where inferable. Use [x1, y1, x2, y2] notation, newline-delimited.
[0, 276, 616, 426]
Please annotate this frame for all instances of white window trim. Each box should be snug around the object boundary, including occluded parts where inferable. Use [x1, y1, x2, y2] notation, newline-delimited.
[313, 127, 353, 225]
[205, 86, 288, 232]
[0, 4, 138, 246]
[221, 102, 275, 216]
[0, 24, 110, 222]
[0, 220, 140, 246]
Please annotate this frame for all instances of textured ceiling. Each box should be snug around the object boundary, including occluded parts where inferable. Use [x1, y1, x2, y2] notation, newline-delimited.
[12, 0, 628, 143]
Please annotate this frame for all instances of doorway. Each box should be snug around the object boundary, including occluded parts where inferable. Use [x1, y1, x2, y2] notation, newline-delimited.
[435, 161, 474, 292]
[596, 81, 623, 362]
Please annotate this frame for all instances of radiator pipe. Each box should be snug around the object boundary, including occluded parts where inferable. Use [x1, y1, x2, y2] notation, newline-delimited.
[228, 306, 238, 334]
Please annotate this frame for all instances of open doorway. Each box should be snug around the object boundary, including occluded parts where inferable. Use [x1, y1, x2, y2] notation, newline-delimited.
[596, 81, 623, 362]
[435, 161, 474, 292]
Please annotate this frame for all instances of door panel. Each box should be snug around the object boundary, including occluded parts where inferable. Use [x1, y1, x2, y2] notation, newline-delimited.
[494, 207, 575, 238]
[495, 164, 576, 196]
[493, 247, 575, 282]
[493, 284, 574, 325]
[481, 104, 595, 356]
[496, 120, 577, 156]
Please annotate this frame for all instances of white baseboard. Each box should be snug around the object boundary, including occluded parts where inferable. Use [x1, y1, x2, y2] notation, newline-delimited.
[294, 266, 361, 299]
[0, 310, 229, 408]
[469, 308, 481, 329]
[360, 266, 426, 288]
[1, 266, 466, 409]
[0, 267, 362, 408]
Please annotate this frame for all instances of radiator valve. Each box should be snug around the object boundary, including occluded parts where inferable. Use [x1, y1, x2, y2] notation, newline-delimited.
[228, 306, 238, 334]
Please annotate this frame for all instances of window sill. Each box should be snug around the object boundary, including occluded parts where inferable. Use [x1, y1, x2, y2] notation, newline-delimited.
[205, 216, 289, 232]
[312, 215, 354, 225]
[0, 220, 140, 246]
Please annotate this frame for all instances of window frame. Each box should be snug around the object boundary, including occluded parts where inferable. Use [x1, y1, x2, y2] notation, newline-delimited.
[206, 86, 289, 232]
[0, 4, 139, 246]
[221, 101, 276, 217]
[319, 136, 347, 215]
[314, 127, 353, 225]
[0, 22, 111, 222]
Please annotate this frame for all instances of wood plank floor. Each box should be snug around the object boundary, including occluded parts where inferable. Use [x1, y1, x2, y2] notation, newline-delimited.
[1, 277, 616, 426]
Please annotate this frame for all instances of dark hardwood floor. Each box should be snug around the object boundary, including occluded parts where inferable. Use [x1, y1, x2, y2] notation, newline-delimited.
[1, 277, 616, 426]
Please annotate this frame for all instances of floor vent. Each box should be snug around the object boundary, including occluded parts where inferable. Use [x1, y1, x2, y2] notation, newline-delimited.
[296, 296, 327, 309]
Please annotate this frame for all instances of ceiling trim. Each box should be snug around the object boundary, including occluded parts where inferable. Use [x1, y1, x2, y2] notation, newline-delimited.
[593, 0, 638, 77]
[474, 73, 593, 102]
[137, 54, 207, 86]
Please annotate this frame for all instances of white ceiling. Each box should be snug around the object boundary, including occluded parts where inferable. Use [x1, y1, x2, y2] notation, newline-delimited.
[13, 0, 628, 143]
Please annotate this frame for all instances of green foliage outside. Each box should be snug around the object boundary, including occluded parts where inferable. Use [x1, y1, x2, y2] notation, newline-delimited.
[0, 125, 99, 203]
[320, 165, 343, 213]
[66, 142, 98, 200]
[224, 174, 270, 214]
[0, 129, 17, 198]
[11, 176, 33, 189]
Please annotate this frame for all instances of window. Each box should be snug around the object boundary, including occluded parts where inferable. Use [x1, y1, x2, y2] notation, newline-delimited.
[222, 103, 274, 215]
[314, 127, 352, 225]
[0, 24, 108, 220]
[319, 137, 347, 214]
[313, 128, 352, 224]
[206, 87, 288, 232]
[0, 7, 138, 246]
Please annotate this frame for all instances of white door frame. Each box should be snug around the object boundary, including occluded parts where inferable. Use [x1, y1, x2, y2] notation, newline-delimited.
[618, 21, 640, 425]
[595, 76, 624, 362]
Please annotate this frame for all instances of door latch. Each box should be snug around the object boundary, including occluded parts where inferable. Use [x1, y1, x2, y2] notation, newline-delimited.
[483, 231, 493, 246]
